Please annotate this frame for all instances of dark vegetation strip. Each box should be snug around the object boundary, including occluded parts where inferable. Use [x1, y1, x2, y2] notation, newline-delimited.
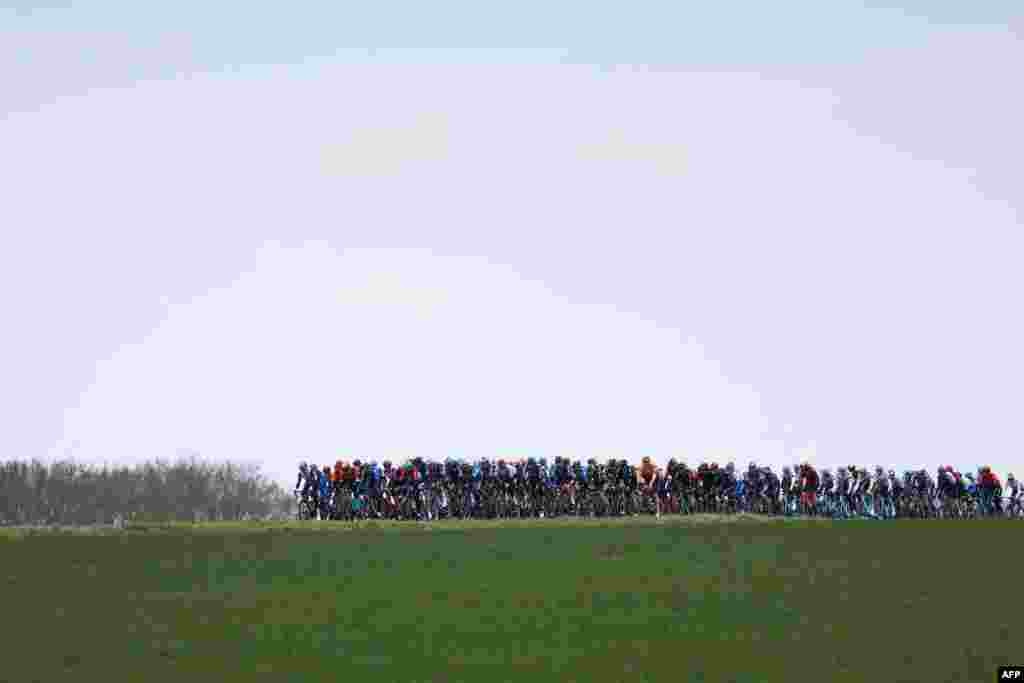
[0, 458, 290, 526]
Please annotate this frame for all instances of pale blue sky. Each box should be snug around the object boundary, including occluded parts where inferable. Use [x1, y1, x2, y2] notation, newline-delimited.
[2, 3, 1021, 485]
[3, 2, 1021, 111]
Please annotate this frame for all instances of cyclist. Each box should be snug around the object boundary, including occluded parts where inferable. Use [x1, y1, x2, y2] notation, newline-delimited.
[294, 462, 311, 497]
[819, 468, 834, 517]
[312, 466, 330, 519]
[1006, 474, 1021, 517]
[639, 457, 657, 501]
[572, 460, 586, 510]
[800, 462, 819, 516]
[978, 466, 998, 516]
[858, 468, 874, 518]
[654, 467, 671, 518]
[294, 462, 316, 518]
[781, 466, 794, 515]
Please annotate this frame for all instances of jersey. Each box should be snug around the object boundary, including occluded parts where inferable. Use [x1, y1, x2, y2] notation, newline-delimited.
[317, 471, 332, 499]
[802, 466, 819, 492]
[820, 472, 834, 495]
[295, 469, 311, 493]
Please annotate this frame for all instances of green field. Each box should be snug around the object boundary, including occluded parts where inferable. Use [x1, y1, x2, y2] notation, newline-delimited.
[1, 516, 1019, 682]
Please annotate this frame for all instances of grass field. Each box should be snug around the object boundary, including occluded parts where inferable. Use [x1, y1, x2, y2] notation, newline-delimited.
[1, 515, 1019, 682]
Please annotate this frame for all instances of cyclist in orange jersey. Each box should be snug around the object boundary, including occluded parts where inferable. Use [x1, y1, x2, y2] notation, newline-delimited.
[639, 456, 656, 488]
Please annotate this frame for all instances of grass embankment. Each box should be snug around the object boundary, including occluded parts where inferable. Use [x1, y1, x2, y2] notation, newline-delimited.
[1, 517, 1018, 682]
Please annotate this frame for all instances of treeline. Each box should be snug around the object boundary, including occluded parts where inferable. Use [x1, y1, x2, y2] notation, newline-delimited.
[0, 458, 291, 526]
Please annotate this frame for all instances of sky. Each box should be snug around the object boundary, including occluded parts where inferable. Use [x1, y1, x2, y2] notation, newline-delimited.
[2, 3, 1021, 487]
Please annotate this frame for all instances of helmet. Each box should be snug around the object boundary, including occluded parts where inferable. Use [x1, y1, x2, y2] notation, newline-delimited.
[299, 462, 308, 471]
[782, 466, 791, 473]
[888, 470, 895, 477]
[642, 456, 651, 464]
[353, 460, 362, 467]
[383, 460, 392, 469]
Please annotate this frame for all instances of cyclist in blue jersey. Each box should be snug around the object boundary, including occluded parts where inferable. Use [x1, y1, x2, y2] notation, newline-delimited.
[316, 466, 332, 519]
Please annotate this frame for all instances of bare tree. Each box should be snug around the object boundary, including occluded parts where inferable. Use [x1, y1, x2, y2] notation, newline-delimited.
[0, 457, 289, 526]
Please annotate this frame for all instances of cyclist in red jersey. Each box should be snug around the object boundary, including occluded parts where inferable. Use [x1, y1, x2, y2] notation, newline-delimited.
[800, 463, 819, 515]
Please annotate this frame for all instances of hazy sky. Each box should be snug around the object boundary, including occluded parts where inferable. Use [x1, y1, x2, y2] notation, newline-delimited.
[2, 3, 1021, 486]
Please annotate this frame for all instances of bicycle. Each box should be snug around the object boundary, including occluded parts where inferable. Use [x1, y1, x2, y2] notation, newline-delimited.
[294, 491, 315, 521]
